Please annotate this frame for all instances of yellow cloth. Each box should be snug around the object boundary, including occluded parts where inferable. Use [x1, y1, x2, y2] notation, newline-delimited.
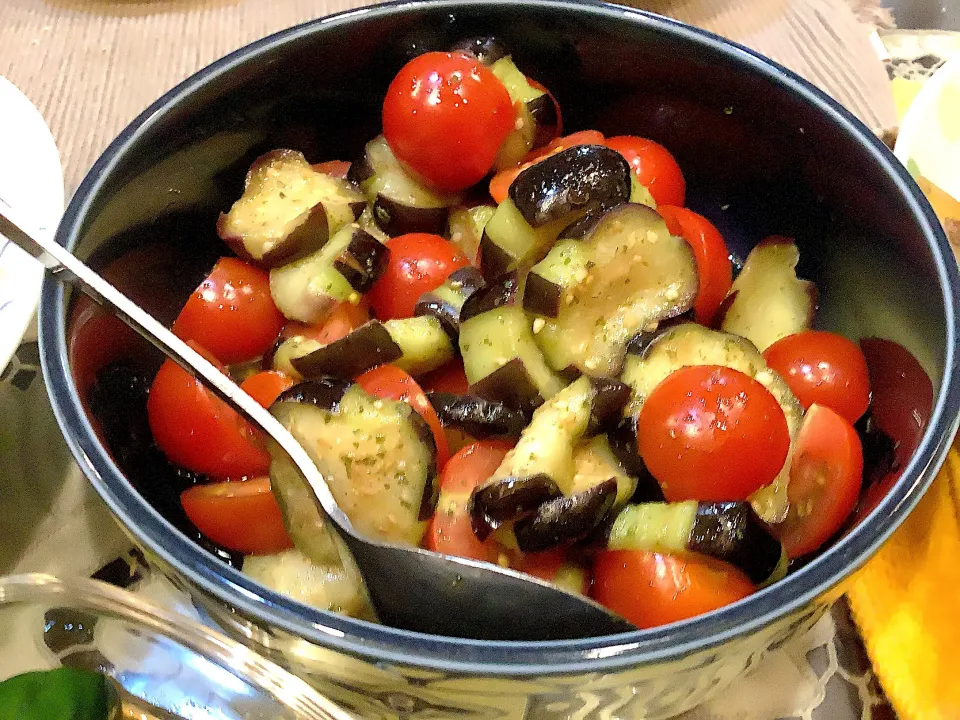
[848, 445, 960, 720]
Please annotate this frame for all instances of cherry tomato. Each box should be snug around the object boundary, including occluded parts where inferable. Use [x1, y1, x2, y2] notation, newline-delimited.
[356, 364, 451, 468]
[383, 52, 515, 193]
[776, 404, 863, 558]
[280, 300, 371, 345]
[638, 365, 790, 501]
[312, 160, 351, 179]
[657, 206, 732, 325]
[605, 136, 686, 207]
[181, 477, 293, 555]
[592, 550, 755, 629]
[419, 359, 471, 395]
[366, 234, 469, 320]
[147, 342, 270, 480]
[424, 441, 511, 562]
[763, 331, 871, 424]
[489, 130, 606, 204]
[240, 370, 295, 408]
[172, 257, 284, 365]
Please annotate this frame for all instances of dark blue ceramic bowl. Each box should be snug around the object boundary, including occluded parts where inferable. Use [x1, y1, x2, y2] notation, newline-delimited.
[40, 1, 960, 716]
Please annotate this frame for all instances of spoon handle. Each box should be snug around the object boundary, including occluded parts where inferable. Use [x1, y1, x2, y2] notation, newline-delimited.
[0, 207, 354, 535]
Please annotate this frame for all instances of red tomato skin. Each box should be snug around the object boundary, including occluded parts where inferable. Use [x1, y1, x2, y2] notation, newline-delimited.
[172, 257, 284, 365]
[366, 234, 469, 321]
[240, 370, 295, 408]
[280, 300, 371, 345]
[419, 359, 471, 395]
[425, 441, 512, 562]
[147, 343, 270, 480]
[181, 477, 293, 555]
[763, 331, 871, 424]
[605, 136, 686, 207]
[657, 206, 732, 325]
[312, 160, 351, 179]
[778, 404, 863, 558]
[592, 550, 755, 629]
[383, 52, 515, 193]
[638, 365, 791, 501]
[356, 364, 451, 468]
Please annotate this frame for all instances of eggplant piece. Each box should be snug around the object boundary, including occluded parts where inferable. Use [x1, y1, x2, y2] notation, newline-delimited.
[586, 377, 632, 433]
[509, 145, 631, 228]
[527, 93, 559, 150]
[458, 271, 520, 324]
[356, 204, 391, 243]
[269, 224, 381, 324]
[271, 383, 438, 545]
[607, 416, 665, 503]
[358, 136, 461, 237]
[218, 150, 365, 268]
[426, 391, 527, 440]
[460, 303, 564, 413]
[469, 474, 562, 541]
[414, 266, 487, 339]
[513, 479, 619, 552]
[718, 237, 818, 351]
[448, 204, 495, 264]
[270, 335, 321, 380]
[274, 377, 353, 409]
[624, 309, 695, 356]
[529, 204, 699, 376]
[479, 198, 570, 279]
[450, 36, 510, 66]
[489, 56, 558, 159]
[291, 316, 454, 380]
[569, 435, 639, 506]
[608, 501, 787, 586]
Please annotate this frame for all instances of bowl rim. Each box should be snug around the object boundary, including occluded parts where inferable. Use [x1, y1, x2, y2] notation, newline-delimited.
[40, 0, 960, 675]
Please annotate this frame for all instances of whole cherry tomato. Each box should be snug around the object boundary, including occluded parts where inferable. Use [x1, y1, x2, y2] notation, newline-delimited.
[606, 135, 686, 206]
[638, 365, 790, 501]
[763, 330, 871, 424]
[383, 51, 515, 192]
[657, 206, 732, 325]
[172, 257, 284, 365]
[366, 234, 469, 320]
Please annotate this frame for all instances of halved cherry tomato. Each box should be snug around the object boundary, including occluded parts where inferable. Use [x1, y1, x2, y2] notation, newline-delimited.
[280, 299, 371, 345]
[527, 79, 563, 144]
[366, 234, 469, 321]
[657, 206, 732, 325]
[172, 257, 284, 365]
[424, 441, 512, 562]
[638, 365, 790, 501]
[763, 331, 871, 424]
[181, 477, 293, 555]
[240, 370, 295, 408]
[776, 404, 863, 558]
[489, 130, 606, 204]
[605, 136, 686, 207]
[592, 550, 755, 629]
[356, 364, 451, 468]
[383, 52, 515, 193]
[147, 342, 270, 480]
[312, 160, 351, 179]
[419, 359, 471, 395]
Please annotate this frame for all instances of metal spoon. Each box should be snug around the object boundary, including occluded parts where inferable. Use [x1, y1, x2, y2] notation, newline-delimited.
[0, 207, 636, 641]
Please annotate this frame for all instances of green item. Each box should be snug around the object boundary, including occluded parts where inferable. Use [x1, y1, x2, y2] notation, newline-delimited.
[0, 667, 117, 720]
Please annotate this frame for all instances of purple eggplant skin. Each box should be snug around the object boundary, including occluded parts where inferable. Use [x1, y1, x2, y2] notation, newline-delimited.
[690, 502, 783, 585]
[291, 321, 402, 380]
[509, 144, 632, 228]
[346, 150, 375, 185]
[587, 378, 632, 433]
[513, 479, 619, 552]
[527, 93, 559, 150]
[426, 392, 527, 440]
[468, 473, 563, 541]
[608, 415, 665, 503]
[478, 232, 515, 280]
[406, 410, 440, 521]
[469, 358, 544, 417]
[271, 378, 354, 411]
[459, 272, 522, 324]
[332, 228, 391, 293]
[522, 271, 562, 318]
[449, 36, 510, 66]
[373, 196, 448, 237]
[624, 309, 696, 356]
[414, 266, 487, 339]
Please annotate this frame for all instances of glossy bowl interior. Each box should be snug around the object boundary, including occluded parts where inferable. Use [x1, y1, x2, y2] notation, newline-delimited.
[0, 574, 352, 719]
[40, 0, 960, 676]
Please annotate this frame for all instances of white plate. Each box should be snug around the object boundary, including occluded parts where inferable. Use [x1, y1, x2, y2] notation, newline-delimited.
[895, 56, 960, 200]
[0, 75, 64, 373]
